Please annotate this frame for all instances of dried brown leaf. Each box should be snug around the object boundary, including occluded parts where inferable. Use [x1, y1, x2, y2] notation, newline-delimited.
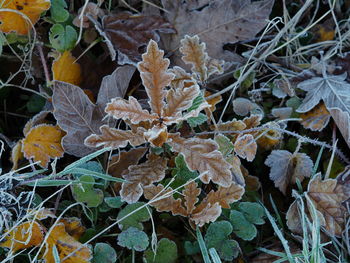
[191, 203, 222, 227]
[265, 150, 313, 195]
[143, 124, 168, 147]
[180, 35, 209, 82]
[168, 66, 196, 90]
[234, 134, 257, 162]
[84, 125, 146, 149]
[105, 97, 157, 124]
[300, 102, 331, 131]
[183, 181, 201, 214]
[97, 12, 175, 64]
[137, 40, 174, 116]
[168, 134, 233, 187]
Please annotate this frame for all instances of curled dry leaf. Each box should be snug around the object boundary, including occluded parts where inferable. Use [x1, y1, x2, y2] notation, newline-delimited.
[96, 12, 175, 64]
[137, 39, 174, 116]
[44, 223, 92, 263]
[234, 134, 257, 162]
[84, 125, 146, 149]
[300, 102, 331, 131]
[162, 0, 274, 63]
[265, 150, 314, 195]
[0, 0, 51, 35]
[168, 134, 233, 187]
[168, 66, 196, 90]
[0, 221, 44, 252]
[21, 124, 65, 168]
[52, 51, 82, 86]
[120, 155, 167, 203]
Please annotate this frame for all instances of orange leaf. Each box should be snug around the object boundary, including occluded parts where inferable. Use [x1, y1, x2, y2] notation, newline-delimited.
[52, 51, 82, 86]
[0, 222, 44, 252]
[21, 124, 65, 168]
[300, 102, 330, 131]
[205, 91, 222, 113]
[43, 223, 91, 263]
[0, 0, 50, 35]
[59, 218, 86, 240]
[137, 40, 174, 116]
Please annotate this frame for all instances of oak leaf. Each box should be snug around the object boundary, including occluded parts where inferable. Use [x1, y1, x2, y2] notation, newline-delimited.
[43, 223, 92, 263]
[52, 51, 82, 86]
[168, 134, 233, 187]
[137, 39, 174, 116]
[120, 155, 167, 203]
[265, 150, 313, 195]
[0, 221, 44, 252]
[168, 66, 196, 90]
[21, 124, 65, 168]
[300, 102, 330, 131]
[0, 0, 50, 35]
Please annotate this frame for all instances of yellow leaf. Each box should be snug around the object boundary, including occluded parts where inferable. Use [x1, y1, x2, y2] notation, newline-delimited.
[300, 102, 330, 131]
[59, 218, 86, 240]
[0, 221, 44, 252]
[137, 40, 174, 116]
[43, 223, 91, 263]
[11, 140, 23, 170]
[52, 51, 82, 86]
[21, 124, 65, 168]
[0, 0, 50, 35]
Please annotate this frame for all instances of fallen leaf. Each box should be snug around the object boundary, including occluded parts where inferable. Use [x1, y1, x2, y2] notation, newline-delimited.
[120, 155, 167, 203]
[168, 133, 233, 187]
[95, 12, 175, 64]
[0, 0, 51, 35]
[59, 217, 86, 240]
[296, 73, 350, 148]
[168, 66, 196, 90]
[265, 150, 314, 195]
[162, 0, 274, 62]
[300, 102, 331, 131]
[0, 221, 44, 252]
[137, 39, 174, 116]
[21, 124, 65, 168]
[43, 223, 92, 263]
[234, 134, 257, 162]
[52, 81, 104, 157]
[52, 51, 82, 86]
[11, 141, 23, 170]
[72, 2, 105, 28]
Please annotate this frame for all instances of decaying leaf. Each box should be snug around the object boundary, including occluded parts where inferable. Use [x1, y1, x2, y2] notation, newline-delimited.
[168, 134, 233, 187]
[120, 155, 167, 203]
[137, 39, 174, 116]
[296, 73, 350, 148]
[52, 51, 82, 86]
[300, 102, 331, 131]
[307, 175, 349, 236]
[265, 150, 314, 195]
[0, 222, 44, 252]
[162, 0, 274, 62]
[21, 124, 65, 168]
[58, 217, 86, 240]
[96, 12, 175, 64]
[234, 134, 257, 162]
[44, 223, 92, 263]
[0, 0, 51, 35]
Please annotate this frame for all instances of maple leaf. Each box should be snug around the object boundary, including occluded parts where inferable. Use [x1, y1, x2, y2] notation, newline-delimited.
[0, 0, 51, 35]
[21, 124, 65, 168]
[137, 39, 174, 116]
[95, 12, 175, 64]
[265, 150, 314, 195]
[52, 51, 82, 86]
[120, 155, 167, 203]
[0, 221, 44, 252]
[168, 134, 233, 187]
[296, 73, 350, 148]
[43, 223, 92, 263]
[162, 0, 274, 63]
[300, 102, 331, 131]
